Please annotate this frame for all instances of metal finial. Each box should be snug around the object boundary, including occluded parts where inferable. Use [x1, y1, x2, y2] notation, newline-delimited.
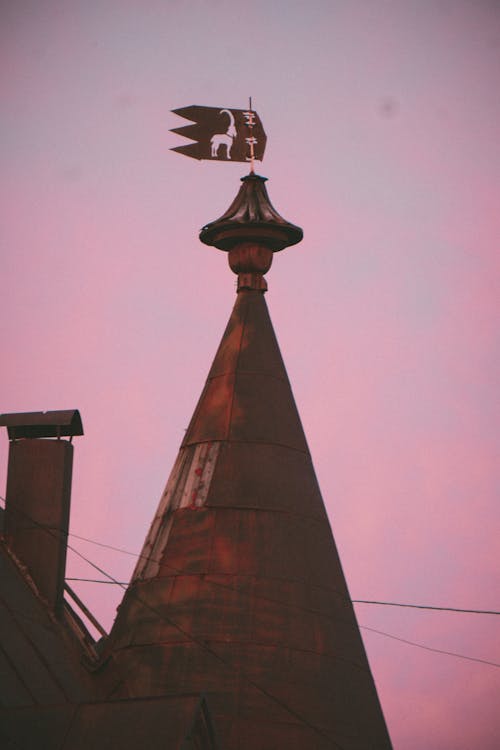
[200, 174, 303, 292]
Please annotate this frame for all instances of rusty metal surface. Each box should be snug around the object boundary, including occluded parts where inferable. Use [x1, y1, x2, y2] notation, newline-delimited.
[206, 442, 329, 519]
[0, 542, 94, 708]
[64, 695, 218, 750]
[200, 174, 303, 251]
[183, 290, 308, 452]
[103, 281, 393, 748]
[0, 703, 77, 750]
[0, 175, 392, 748]
[0, 695, 219, 750]
[0, 409, 83, 440]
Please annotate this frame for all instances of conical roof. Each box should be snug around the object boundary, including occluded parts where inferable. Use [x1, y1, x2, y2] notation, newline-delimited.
[102, 176, 392, 749]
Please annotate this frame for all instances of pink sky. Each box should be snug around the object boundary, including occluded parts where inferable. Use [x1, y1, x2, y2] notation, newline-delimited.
[1, 2, 499, 748]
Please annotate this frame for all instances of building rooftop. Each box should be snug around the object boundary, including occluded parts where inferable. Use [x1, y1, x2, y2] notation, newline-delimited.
[0, 174, 392, 749]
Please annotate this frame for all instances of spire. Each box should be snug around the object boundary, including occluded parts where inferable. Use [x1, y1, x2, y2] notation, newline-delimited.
[183, 176, 306, 452]
[103, 176, 393, 749]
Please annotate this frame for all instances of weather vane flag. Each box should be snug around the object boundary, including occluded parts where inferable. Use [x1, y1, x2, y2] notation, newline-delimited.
[170, 101, 266, 171]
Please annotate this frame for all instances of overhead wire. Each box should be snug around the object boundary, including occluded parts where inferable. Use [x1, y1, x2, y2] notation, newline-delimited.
[66, 567, 500, 617]
[64, 571, 500, 670]
[352, 600, 500, 616]
[61, 521, 500, 618]
[66, 577, 128, 584]
[2, 490, 499, 750]
[2, 495, 499, 672]
[0, 497, 345, 749]
[360, 625, 500, 669]
[67, 530, 155, 563]
[2, 493, 498, 617]
[63, 536, 347, 749]
[57, 542, 500, 671]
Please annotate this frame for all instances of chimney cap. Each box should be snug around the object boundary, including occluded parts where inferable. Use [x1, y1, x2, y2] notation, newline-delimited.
[0, 409, 83, 440]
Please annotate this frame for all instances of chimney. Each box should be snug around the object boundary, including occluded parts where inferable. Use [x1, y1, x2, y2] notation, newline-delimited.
[0, 410, 83, 615]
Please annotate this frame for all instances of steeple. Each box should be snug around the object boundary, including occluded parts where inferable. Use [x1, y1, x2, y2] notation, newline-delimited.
[103, 175, 392, 749]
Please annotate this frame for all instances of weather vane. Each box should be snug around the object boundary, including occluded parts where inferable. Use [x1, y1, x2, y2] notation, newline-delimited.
[170, 99, 266, 171]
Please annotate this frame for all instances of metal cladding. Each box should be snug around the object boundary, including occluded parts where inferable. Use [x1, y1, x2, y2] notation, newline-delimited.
[0, 696, 218, 749]
[101, 177, 393, 749]
[0, 542, 94, 710]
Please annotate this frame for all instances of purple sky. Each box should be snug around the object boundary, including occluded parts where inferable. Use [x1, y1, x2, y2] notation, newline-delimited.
[1, 2, 499, 748]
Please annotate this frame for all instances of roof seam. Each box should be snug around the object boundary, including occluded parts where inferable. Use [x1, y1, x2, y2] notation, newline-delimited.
[225, 293, 249, 442]
[202, 505, 327, 519]
[182, 438, 310, 455]
[132, 572, 346, 593]
[206, 370, 288, 383]
[113, 640, 372, 675]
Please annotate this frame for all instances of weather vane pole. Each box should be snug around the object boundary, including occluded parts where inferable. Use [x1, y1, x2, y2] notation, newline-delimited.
[244, 96, 257, 174]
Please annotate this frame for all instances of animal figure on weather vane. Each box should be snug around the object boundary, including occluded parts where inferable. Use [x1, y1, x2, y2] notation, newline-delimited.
[170, 100, 266, 171]
[210, 109, 237, 159]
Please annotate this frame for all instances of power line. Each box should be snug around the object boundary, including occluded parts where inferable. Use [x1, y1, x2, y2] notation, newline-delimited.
[66, 524, 499, 620]
[64, 538, 346, 749]
[66, 577, 128, 584]
[68, 531, 154, 563]
[66, 574, 500, 617]
[360, 625, 500, 669]
[3, 490, 499, 750]
[3, 495, 499, 672]
[64, 567, 500, 671]
[352, 600, 500, 616]
[67, 569, 500, 617]
[65, 533, 499, 618]
[0, 497, 345, 749]
[2, 496, 499, 620]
